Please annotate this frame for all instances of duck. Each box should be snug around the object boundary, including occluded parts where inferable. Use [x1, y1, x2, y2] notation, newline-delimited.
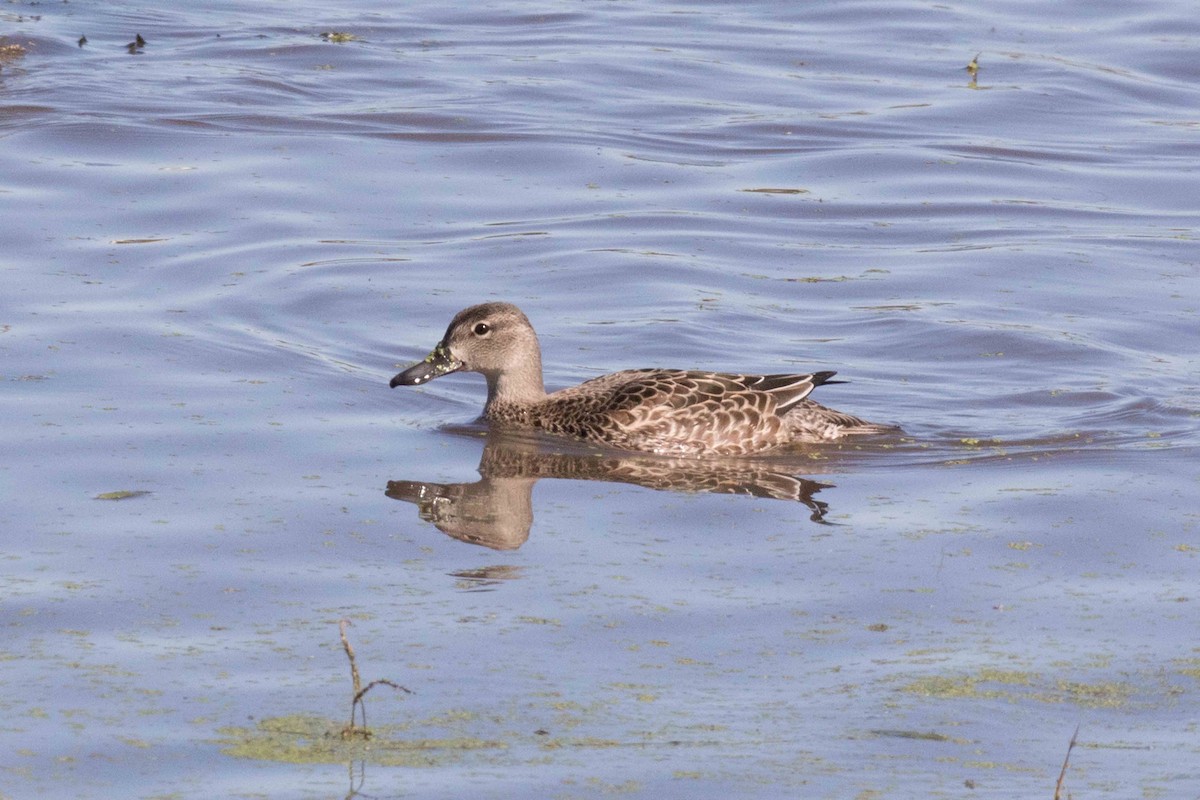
[389, 302, 896, 457]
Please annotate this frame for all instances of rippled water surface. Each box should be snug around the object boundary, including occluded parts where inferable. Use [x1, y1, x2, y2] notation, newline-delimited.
[2, 0, 1199, 797]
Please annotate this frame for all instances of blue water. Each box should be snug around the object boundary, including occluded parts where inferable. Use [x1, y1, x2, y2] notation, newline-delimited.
[2, 1, 1198, 797]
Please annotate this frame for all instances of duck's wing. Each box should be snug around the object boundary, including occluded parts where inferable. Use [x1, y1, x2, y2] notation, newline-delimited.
[729, 371, 840, 414]
[559, 370, 792, 456]
[544, 369, 858, 455]
[563, 369, 838, 420]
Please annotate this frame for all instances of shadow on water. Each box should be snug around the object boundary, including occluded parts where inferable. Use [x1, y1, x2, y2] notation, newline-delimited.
[385, 425, 836, 549]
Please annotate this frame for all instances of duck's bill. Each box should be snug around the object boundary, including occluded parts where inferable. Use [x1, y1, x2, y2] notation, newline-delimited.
[389, 342, 464, 387]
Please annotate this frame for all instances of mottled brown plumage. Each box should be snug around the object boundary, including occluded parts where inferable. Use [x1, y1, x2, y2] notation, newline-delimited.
[390, 302, 896, 457]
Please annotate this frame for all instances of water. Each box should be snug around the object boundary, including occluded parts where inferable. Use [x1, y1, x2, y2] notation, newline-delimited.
[2, 0, 1198, 797]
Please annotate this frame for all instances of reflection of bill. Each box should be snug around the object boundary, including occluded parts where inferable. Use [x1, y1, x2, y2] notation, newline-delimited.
[386, 427, 834, 551]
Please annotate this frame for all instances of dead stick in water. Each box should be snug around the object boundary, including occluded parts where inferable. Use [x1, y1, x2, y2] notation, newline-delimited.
[339, 619, 364, 728]
[1053, 723, 1080, 800]
[338, 619, 412, 737]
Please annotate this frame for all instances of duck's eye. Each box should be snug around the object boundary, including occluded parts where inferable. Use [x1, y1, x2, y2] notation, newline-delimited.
[473, 322, 491, 336]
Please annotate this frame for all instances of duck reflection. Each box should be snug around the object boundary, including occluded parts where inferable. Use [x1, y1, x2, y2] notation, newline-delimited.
[385, 427, 835, 550]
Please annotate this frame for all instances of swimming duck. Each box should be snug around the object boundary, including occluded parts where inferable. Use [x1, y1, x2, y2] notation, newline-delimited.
[390, 302, 896, 457]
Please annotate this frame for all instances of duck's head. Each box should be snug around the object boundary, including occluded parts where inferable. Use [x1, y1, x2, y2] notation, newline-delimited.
[390, 302, 544, 392]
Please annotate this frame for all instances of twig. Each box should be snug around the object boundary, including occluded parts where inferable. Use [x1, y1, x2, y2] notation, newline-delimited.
[353, 679, 413, 707]
[339, 619, 363, 698]
[1053, 723, 1080, 800]
[337, 620, 412, 739]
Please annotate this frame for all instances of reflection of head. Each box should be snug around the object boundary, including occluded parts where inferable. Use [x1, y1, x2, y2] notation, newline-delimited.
[386, 476, 533, 551]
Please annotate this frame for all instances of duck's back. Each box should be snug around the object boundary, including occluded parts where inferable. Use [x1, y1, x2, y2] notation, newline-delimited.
[516, 369, 803, 456]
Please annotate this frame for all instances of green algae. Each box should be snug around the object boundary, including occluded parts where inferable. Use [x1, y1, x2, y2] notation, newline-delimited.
[215, 714, 506, 766]
[1174, 657, 1200, 681]
[94, 490, 152, 501]
[901, 669, 1136, 709]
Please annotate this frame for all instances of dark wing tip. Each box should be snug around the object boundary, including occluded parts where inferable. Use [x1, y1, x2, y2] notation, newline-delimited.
[811, 370, 846, 387]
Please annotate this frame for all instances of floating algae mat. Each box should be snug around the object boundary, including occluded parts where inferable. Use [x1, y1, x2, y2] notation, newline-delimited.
[215, 715, 507, 767]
